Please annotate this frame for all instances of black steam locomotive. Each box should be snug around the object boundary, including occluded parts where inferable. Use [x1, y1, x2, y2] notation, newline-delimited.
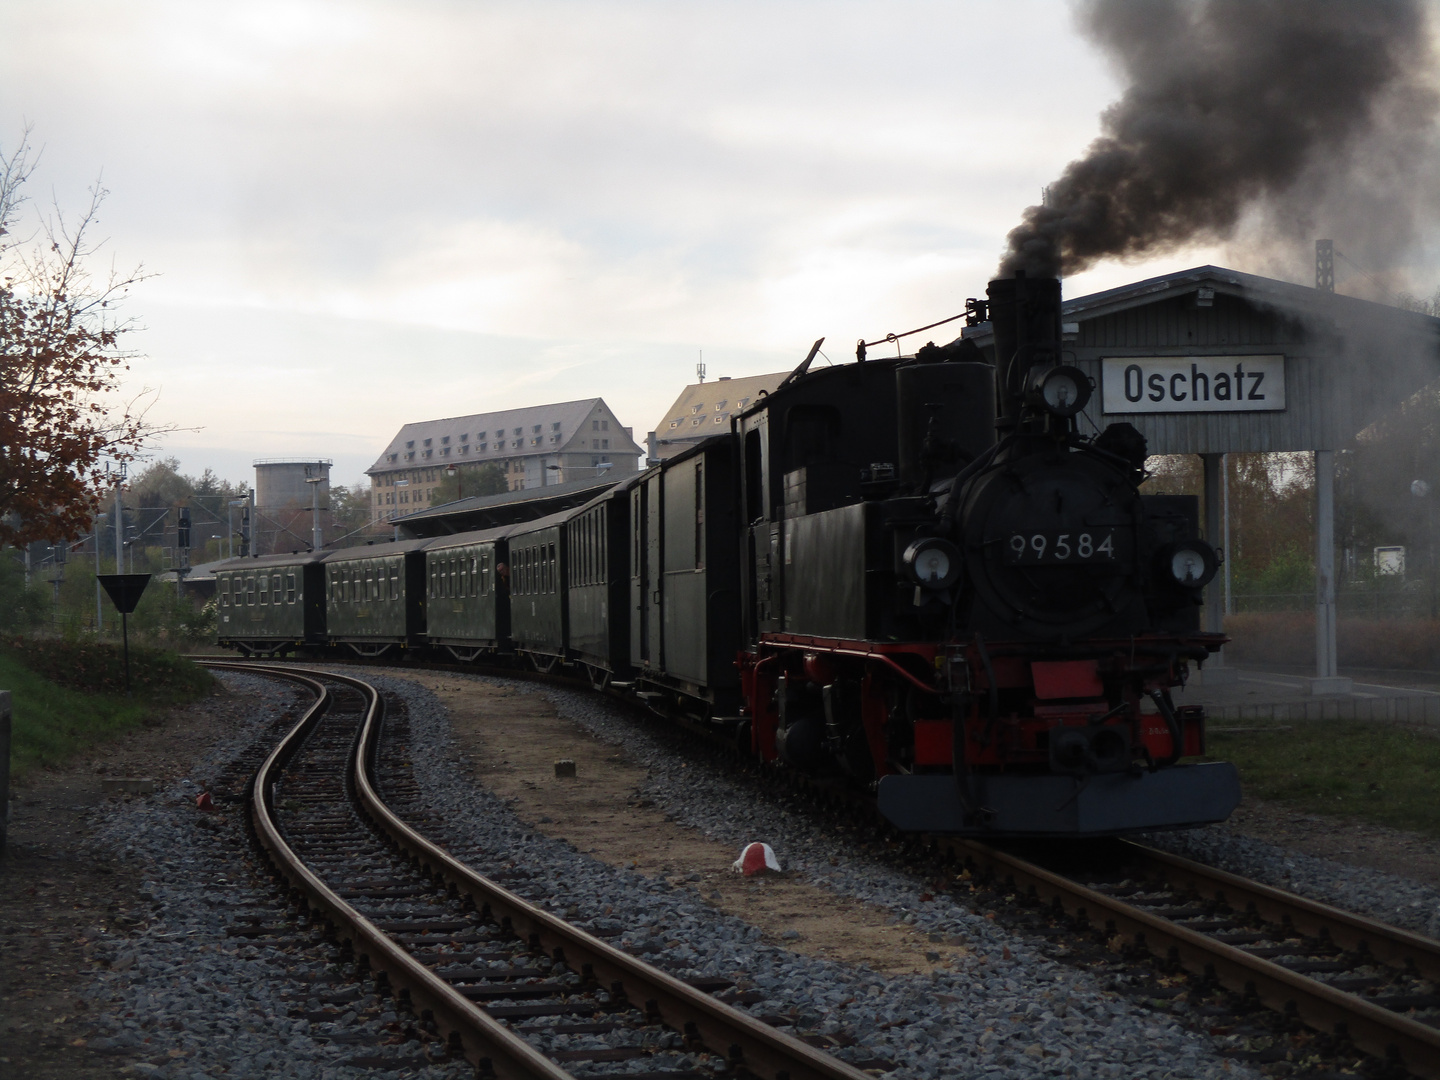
[216, 273, 1240, 837]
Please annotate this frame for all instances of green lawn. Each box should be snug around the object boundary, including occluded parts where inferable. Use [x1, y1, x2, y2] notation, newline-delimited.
[2, 642, 218, 781]
[1208, 720, 1440, 837]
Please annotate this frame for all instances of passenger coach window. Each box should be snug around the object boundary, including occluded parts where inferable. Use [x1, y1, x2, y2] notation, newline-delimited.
[246, 575, 255, 604]
[220, 579, 230, 606]
[286, 574, 296, 604]
[389, 566, 399, 601]
[258, 575, 268, 605]
[273, 575, 283, 601]
[548, 542, 556, 593]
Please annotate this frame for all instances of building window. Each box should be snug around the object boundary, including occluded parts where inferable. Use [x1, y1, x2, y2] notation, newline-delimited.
[460, 445, 469, 454]
[601, 419, 609, 430]
[669, 421, 679, 429]
[479, 443, 487, 451]
[690, 405, 703, 414]
[533, 424, 541, 433]
[552, 422, 561, 431]
[406, 451, 415, 460]
[602, 438, 609, 448]
[442, 435, 450, 444]
[514, 427, 522, 436]
[406, 440, 415, 448]
[592, 439, 599, 449]
[714, 416, 724, 423]
[460, 433, 468, 441]
[388, 453, 397, 462]
[424, 438, 432, 446]
[691, 419, 701, 426]
[531, 437, 540, 446]
[593, 419, 600, 430]
[424, 449, 432, 458]
[442, 447, 450, 456]
[715, 401, 726, 410]
[738, 398, 749, 407]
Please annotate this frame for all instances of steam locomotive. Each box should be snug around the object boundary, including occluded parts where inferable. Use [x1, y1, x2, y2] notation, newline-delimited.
[216, 273, 1241, 837]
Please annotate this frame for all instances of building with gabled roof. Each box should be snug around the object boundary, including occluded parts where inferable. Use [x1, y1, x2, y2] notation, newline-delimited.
[366, 398, 642, 521]
[649, 371, 788, 460]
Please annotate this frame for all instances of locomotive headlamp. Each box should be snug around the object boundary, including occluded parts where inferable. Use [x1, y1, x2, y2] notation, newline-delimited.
[902, 537, 962, 590]
[1157, 540, 1219, 589]
[1026, 364, 1092, 418]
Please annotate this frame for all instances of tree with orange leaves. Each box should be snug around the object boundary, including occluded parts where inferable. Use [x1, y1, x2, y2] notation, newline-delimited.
[0, 131, 171, 547]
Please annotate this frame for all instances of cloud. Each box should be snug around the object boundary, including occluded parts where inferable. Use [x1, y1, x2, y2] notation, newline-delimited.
[12, 0, 1429, 490]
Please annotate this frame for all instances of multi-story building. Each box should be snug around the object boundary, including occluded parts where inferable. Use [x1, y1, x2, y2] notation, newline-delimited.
[366, 398, 642, 521]
[648, 371, 788, 460]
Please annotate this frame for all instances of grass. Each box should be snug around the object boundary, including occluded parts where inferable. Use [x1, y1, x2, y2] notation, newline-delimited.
[1, 639, 219, 781]
[1208, 720, 1440, 837]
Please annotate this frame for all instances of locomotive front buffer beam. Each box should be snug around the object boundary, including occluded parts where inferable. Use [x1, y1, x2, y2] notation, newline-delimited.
[876, 762, 1241, 837]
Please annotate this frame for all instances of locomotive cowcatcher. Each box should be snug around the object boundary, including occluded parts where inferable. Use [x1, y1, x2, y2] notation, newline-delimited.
[734, 273, 1241, 835]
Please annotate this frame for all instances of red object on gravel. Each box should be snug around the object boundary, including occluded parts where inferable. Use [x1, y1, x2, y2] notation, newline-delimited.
[733, 842, 781, 876]
[195, 792, 214, 811]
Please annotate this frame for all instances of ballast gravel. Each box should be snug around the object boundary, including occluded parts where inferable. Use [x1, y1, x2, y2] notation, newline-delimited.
[371, 671, 1262, 1080]
[77, 665, 1440, 1079]
[76, 672, 471, 1080]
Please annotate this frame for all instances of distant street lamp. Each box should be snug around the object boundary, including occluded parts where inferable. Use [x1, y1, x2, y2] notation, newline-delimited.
[445, 463, 462, 499]
[1413, 479, 1435, 619]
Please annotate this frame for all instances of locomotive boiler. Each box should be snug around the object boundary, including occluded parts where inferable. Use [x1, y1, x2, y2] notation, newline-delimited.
[735, 273, 1240, 835]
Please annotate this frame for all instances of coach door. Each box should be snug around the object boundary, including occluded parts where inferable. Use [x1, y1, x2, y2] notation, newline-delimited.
[632, 485, 648, 664]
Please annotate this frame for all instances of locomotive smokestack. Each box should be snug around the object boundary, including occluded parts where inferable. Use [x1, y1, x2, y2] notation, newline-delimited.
[987, 274, 1062, 430]
[999, 0, 1437, 279]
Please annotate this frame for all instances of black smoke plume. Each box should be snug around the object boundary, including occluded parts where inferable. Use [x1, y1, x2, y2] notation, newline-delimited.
[1001, 0, 1438, 279]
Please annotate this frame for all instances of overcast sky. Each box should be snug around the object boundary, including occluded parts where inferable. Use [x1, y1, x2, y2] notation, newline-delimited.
[4, 1, 1436, 489]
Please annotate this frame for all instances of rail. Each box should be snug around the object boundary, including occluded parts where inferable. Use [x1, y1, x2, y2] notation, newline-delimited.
[205, 661, 871, 1080]
[943, 835, 1440, 1079]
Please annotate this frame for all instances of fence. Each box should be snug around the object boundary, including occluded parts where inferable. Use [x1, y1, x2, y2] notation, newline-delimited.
[1233, 580, 1437, 619]
[1206, 694, 1440, 724]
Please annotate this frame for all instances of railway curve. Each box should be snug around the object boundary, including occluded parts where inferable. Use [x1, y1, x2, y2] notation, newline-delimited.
[203, 661, 872, 1080]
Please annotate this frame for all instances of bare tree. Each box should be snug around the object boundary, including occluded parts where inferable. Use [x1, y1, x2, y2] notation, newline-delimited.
[0, 128, 174, 546]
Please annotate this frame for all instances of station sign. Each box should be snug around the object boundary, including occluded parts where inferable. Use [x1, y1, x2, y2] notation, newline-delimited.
[1101, 355, 1285, 414]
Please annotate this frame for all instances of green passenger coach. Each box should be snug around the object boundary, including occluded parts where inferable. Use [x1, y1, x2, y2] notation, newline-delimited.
[508, 511, 569, 667]
[423, 529, 510, 660]
[322, 539, 428, 656]
[215, 551, 327, 656]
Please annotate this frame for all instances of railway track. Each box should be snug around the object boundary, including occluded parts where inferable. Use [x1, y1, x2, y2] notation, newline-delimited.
[941, 835, 1440, 1079]
[210, 652, 1440, 1077]
[204, 661, 872, 1080]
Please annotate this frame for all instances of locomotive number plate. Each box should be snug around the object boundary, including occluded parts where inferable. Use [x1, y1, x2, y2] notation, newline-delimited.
[1003, 530, 1124, 565]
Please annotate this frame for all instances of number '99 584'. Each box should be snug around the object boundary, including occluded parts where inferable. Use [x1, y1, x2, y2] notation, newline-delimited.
[1005, 531, 1116, 564]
